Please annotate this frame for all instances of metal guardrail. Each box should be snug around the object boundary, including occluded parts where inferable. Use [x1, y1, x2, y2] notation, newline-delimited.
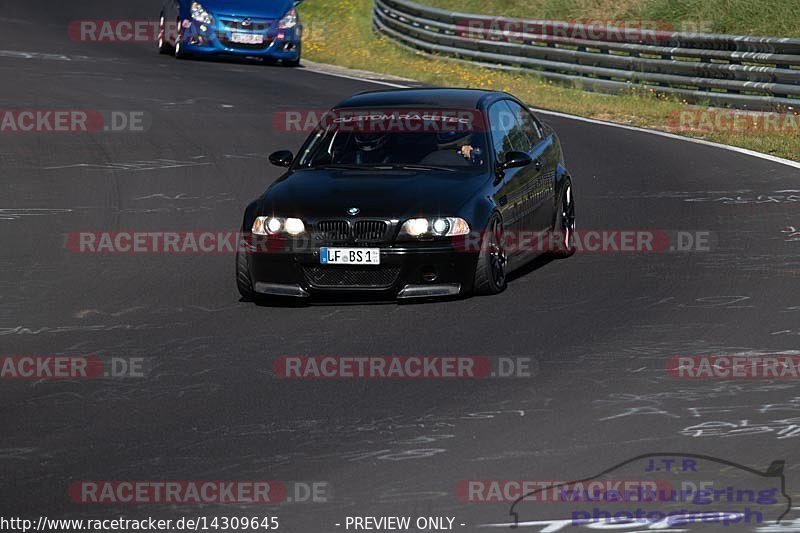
[373, 0, 800, 110]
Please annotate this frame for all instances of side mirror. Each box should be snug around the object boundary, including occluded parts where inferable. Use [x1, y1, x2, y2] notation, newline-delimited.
[500, 151, 532, 171]
[269, 150, 294, 168]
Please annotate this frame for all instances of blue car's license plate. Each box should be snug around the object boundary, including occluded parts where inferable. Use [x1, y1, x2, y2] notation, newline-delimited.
[230, 32, 264, 44]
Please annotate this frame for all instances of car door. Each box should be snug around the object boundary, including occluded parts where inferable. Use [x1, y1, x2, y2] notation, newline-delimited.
[514, 103, 558, 231]
[504, 100, 557, 233]
[487, 101, 528, 243]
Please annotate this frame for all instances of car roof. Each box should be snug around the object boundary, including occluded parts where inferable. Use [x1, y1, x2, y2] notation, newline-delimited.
[333, 88, 512, 110]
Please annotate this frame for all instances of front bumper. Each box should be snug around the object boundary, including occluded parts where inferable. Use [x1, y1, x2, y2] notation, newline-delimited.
[245, 243, 478, 299]
[179, 19, 301, 60]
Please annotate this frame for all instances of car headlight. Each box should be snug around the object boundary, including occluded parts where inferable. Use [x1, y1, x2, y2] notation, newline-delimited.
[284, 218, 305, 235]
[278, 7, 298, 29]
[191, 2, 213, 24]
[252, 217, 306, 236]
[399, 217, 470, 238]
[402, 218, 429, 237]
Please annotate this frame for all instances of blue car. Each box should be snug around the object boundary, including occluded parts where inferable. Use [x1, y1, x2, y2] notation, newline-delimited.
[158, 0, 303, 65]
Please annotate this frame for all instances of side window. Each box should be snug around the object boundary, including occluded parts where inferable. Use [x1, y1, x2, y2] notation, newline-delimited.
[488, 101, 531, 161]
[506, 100, 542, 149]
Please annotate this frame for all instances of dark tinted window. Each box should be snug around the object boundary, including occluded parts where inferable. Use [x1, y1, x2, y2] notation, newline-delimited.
[489, 102, 523, 160]
[505, 100, 545, 151]
[490, 101, 540, 160]
[296, 109, 489, 169]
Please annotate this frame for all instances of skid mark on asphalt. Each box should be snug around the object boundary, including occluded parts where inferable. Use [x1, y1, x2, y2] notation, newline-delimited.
[0, 448, 38, 459]
[72, 303, 241, 319]
[41, 159, 213, 172]
[598, 190, 800, 204]
[0, 49, 109, 62]
[0, 322, 192, 335]
[696, 254, 800, 274]
[590, 381, 800, 442]
[783, 226, 800, 242]
[132, 192, 234, 201]
[223, 153, 271, 160]
[0, 208, 74, 220]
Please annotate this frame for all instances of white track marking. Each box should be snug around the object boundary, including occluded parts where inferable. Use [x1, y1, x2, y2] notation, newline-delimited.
[303, 66, 410, 88]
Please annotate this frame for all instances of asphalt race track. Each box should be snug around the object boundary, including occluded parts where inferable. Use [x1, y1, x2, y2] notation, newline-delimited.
[2, 1, 800, 532]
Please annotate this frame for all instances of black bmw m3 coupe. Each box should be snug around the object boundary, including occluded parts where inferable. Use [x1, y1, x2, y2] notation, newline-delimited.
[237, 88, 576, 301]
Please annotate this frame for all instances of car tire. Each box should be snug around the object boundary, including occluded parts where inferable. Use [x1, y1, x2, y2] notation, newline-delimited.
[472, 215, 508, 295]
[551, 179, 576, 258]
[283, 52, 301, 67]
[157, 13, 172, 54]
[236, 250, 258, 301]
[174, 41, 188, 59]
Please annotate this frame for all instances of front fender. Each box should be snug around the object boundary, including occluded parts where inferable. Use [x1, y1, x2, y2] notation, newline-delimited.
[554, 164, 572, 203]
[456, 180, 498, 234]
[241, 199, 261, 232]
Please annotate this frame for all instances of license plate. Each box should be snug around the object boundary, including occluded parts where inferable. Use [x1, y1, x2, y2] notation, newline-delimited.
[320, 248, 380, 265]
[230, 32, 264, 44]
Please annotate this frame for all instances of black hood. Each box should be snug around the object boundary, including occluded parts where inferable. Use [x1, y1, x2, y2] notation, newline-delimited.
[259, 167, 489, 219]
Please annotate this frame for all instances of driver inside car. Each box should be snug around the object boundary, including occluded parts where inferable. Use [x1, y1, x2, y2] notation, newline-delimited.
[418, 131, 483, 167]
[353, 132, 392, 165]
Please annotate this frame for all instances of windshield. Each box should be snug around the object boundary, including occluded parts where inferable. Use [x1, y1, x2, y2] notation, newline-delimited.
[296, 109, 488, 169]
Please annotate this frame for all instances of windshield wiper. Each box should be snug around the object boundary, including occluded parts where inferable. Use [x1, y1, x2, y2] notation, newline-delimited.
[309, 164, 368, 170]
[386, 164, 457, 172]
[308, 163, 457, 172]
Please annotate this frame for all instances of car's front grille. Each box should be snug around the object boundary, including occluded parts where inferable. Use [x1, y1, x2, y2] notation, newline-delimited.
[216, 32, 272, 50]
[312, 220, 390, 244]
[315, 221, 350, 241]
[303, 266, 401, 288]
[218, 17, 274, 32]
[353, 220, 388, 242]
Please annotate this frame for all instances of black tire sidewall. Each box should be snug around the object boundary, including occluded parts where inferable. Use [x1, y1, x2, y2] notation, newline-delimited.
[552, 181, 575, 258]
[473, 215, 507, 295]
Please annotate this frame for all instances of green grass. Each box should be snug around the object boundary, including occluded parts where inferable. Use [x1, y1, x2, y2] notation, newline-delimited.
[299, 0, 800, 161]
[422, 0, 800, 38]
